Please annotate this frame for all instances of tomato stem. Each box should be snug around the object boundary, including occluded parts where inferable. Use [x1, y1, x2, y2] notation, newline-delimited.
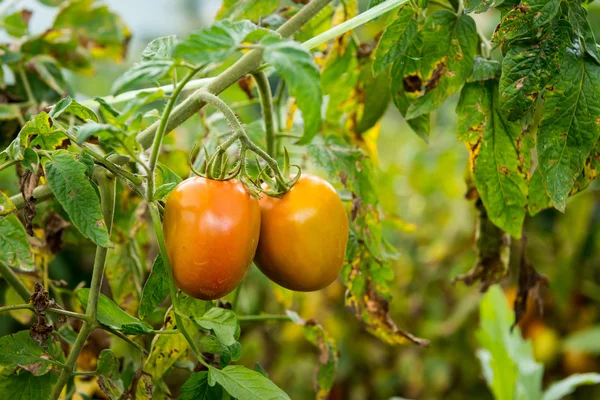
[252, 71, 276, 157]
[0, 262, 31, 302]
[238, 314, 293, 322]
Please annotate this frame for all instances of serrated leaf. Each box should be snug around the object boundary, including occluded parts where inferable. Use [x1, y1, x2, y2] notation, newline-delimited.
[173, 20, 257, 65]
[405, 11, 478, 119]
[537, 49, 600, 212]
[20, 112, 64, 151]
[138, 254, 169, 320]
[50, 96, 98, 122]
[208, 365, 291, 400]
[499, 21, 568, 121]
[0, 214, 35, 271]
[96, 349, 124, 399]
[372, 7, 418, 76]
[569, 3, 600, 65]
[263, 37, 322, 144]
[111, 60, 174, 95]
[196, 308, 238, 346]
[0, 331, 61, 376]
[0, 369, 57, 399]
[457, 81, 529, 237]
[465, 0, 507, 13]
[44, 150, 111, 247]
[76, 288, 152, 332]
[470, 56, 501, 82]
[390, 28, 430, 141]
[216, 0, 278, 21]
[181, 371, 223, 400]
[142, 35, 177, 61]
[493, 0, 560, 43]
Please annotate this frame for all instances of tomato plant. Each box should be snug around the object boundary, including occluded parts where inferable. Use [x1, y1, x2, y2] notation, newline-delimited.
[1, 0, 600, 398]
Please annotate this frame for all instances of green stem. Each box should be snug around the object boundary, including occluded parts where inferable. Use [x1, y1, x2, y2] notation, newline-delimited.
[9, 184, 53, 211]
[0, 262, 30, 302]
[238, 314, 292, 322]
[148, 202, 207, 367]
[0, 159, 19, 173]
[103, 325, 148, 355]
[252, 71, 276, 157]
[50, 169, 115, 400]
[0, 303, 89, 321]
[136, 0, 333, 150]
[147, 67, 201, 200]
[17, 65, 36, 107]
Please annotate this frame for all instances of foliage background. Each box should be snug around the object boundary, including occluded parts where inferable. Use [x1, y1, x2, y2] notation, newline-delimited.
[2, 0, 600, 399]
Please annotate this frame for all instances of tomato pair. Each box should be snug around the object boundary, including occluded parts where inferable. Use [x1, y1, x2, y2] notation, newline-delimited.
[163, 174, 349, 300]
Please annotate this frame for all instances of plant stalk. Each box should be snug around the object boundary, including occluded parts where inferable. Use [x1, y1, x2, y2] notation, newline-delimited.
[252, 71, 276, 157]
[0, 262, 31, 301]
[238, 314, 292, 322]
[49, 169, 116, 400]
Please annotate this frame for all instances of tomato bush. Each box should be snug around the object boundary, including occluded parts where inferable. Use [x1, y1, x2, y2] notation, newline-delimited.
[1, 0, 600, 399]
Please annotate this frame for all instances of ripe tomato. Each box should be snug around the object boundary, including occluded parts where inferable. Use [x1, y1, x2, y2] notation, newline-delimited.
[254, 174, 349, 291]
[163, 177, 260, 300]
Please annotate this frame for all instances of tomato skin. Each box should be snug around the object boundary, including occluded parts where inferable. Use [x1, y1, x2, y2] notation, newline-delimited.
[254, 175, 349, 291]
[163, 177, 260, 300]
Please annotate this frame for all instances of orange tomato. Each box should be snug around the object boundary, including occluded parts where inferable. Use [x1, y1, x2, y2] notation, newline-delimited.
[163, 177, 260, 300]
[254, 175, 349, 291]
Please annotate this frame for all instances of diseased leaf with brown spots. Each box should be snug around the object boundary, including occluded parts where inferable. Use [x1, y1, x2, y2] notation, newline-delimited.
[499, 20, 569, 121]
[405, 11, 478, 119]
[457, 80, 529, 238]
[454, 200, 511, 291]
[537, 45, 600, 212]
[493, 0, 560, 44]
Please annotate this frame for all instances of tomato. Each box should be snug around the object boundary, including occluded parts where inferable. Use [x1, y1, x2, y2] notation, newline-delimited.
[254, 174, 349, 291]
[163, 177, 260, 300]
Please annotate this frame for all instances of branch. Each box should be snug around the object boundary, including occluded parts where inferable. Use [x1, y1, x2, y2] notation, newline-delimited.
[136, 0, 334, 150]
[252, 71, 276, 157]
[238, 314, 292, 322]
[0, 262, 31, 301]
[0, 303, 90, 322]
[10, 184, 53, 211]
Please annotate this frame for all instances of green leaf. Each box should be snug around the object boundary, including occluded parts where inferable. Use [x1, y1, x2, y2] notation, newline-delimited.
[537, 50, 600, 211]
[57, 324, 78, 346]
[142, 35, 177, 61]
[476, 285, 544, 400]
[105, 241, 142, 316]
[568, 3, 600, 65]
[390, 28, 430, 141]
[0, 192, 16, 216]
[564, 325, 600, 354]
[457, 81, 529, 238]
[0, 104, 21, 121]
[138, 254, 169, 320]
[29, 56, 67, 96]
[499, 21, 568, 121]
[263, 37, 322, 144]
[96, 349, 124, 399]
[0, 214, 34, 271]
[181, 371, 223, 400]
[174, 20, 257, 65]
[470, 57, 501, 82]
[0, 331, 61, 376]
[216, 0, 278, 21]
[76, 288, 152, 332]
[372, 7, 418, 76]
[111, 60, 174, 95]
[208, 365, 291, 400]
[3, 10, 30, 38]
[20, 29, 93, 74]
[198, 335, 227, 354]
[493, 0, 560, 43]
[196, 307, 238, 346]
[465, 0, 506, 14]
[75, 122, 125, 144]
[50, 96, 98, 122]
[0, 370, 57, 399]
[19, 113, 63, 151]
[44, 150, 111, 247]
[405, 11, 478, 119]
[542, 374, 600, 400]
[356, 62, 391, 134]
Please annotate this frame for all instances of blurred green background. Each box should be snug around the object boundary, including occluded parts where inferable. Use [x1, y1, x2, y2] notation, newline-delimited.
[2, 0, 600, 399]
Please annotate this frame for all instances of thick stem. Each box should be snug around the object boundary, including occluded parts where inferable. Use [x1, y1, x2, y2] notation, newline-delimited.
[0, 262, 30, 301]
[136, 0, 333, 150]
[50, 170, 115, 400]
[147, 68, 201, 199]
[9, 184, 53, 210]
[252, 71, 276, 157]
